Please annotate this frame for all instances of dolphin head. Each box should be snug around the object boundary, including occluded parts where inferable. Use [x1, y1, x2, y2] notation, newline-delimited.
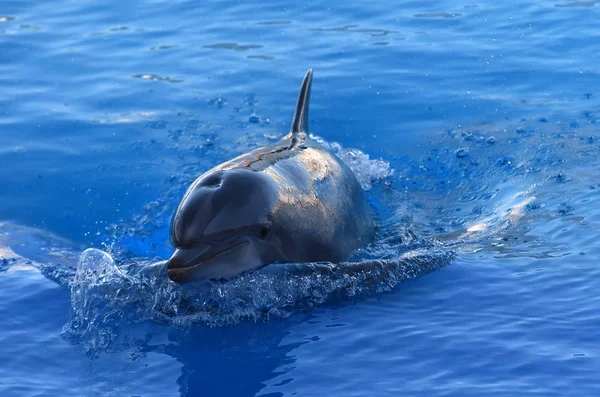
[167, 169, 282, 283]
[167, 69, 317, 283]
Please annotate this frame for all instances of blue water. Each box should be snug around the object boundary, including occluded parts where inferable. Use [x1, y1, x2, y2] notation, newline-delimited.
[2, 0, 600, 395]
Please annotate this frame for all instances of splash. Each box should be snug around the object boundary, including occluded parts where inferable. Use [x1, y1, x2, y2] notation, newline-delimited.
[38, 116, 600, 355]
[57, 130, 450, 352]
[63, 238, 454, 353]
[310, 134, 393, 190]
[63, 249, 179, 352]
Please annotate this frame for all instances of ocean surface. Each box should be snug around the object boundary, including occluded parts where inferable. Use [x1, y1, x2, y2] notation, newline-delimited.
[2, 0, 600, 395]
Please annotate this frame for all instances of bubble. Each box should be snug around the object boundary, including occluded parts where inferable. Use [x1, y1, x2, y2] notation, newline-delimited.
[75, 248, 123, 282]
[456, 148, 469, 158]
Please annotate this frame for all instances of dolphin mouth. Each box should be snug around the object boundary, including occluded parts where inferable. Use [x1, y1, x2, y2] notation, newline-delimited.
[167, 241, 249, 283]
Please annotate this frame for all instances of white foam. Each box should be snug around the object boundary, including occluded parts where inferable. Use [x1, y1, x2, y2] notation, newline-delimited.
[310, 134, 393, 190]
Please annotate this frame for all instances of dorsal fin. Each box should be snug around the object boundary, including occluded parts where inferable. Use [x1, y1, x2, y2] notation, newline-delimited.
[289, 69, 312, 146]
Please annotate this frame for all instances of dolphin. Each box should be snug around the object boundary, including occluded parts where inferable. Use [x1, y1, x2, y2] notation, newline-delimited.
[167, 69, 374, 282]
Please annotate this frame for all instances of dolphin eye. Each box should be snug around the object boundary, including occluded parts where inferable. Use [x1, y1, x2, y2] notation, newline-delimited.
[258, 224, 271, 239]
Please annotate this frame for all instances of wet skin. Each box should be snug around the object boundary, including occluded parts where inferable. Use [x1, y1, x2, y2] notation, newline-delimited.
[167, 70, 374, 282]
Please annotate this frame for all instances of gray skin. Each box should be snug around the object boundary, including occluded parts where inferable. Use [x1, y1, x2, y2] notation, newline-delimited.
[167, 69, 374, 282]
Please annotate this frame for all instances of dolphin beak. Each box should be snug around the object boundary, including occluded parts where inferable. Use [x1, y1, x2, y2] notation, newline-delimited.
[166, 240, 252, 283]
[166, 245, 211, 283]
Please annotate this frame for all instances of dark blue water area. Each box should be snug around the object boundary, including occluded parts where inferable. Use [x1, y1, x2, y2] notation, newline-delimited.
[2, 0, 600, 395]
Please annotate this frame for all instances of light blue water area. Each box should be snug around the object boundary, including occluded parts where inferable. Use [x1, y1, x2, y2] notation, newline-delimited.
[2, 0, 600, 395]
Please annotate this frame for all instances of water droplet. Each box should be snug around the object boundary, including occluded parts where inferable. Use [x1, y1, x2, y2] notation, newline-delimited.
[456, 148, 469, 158]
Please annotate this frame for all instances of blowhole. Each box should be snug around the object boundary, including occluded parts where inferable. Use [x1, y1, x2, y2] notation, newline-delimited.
[201, 174, 222, 188]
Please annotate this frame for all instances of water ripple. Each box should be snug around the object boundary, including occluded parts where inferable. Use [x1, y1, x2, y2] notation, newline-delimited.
[311, 24, 398, 36]
[203, 43, 264, 51]
[248, 55, 275, 60]
[256, 20, 292, 25]
[413, 12, 463, 18]
[132, 73, 183, 83]
[555, 1, 600, 7]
